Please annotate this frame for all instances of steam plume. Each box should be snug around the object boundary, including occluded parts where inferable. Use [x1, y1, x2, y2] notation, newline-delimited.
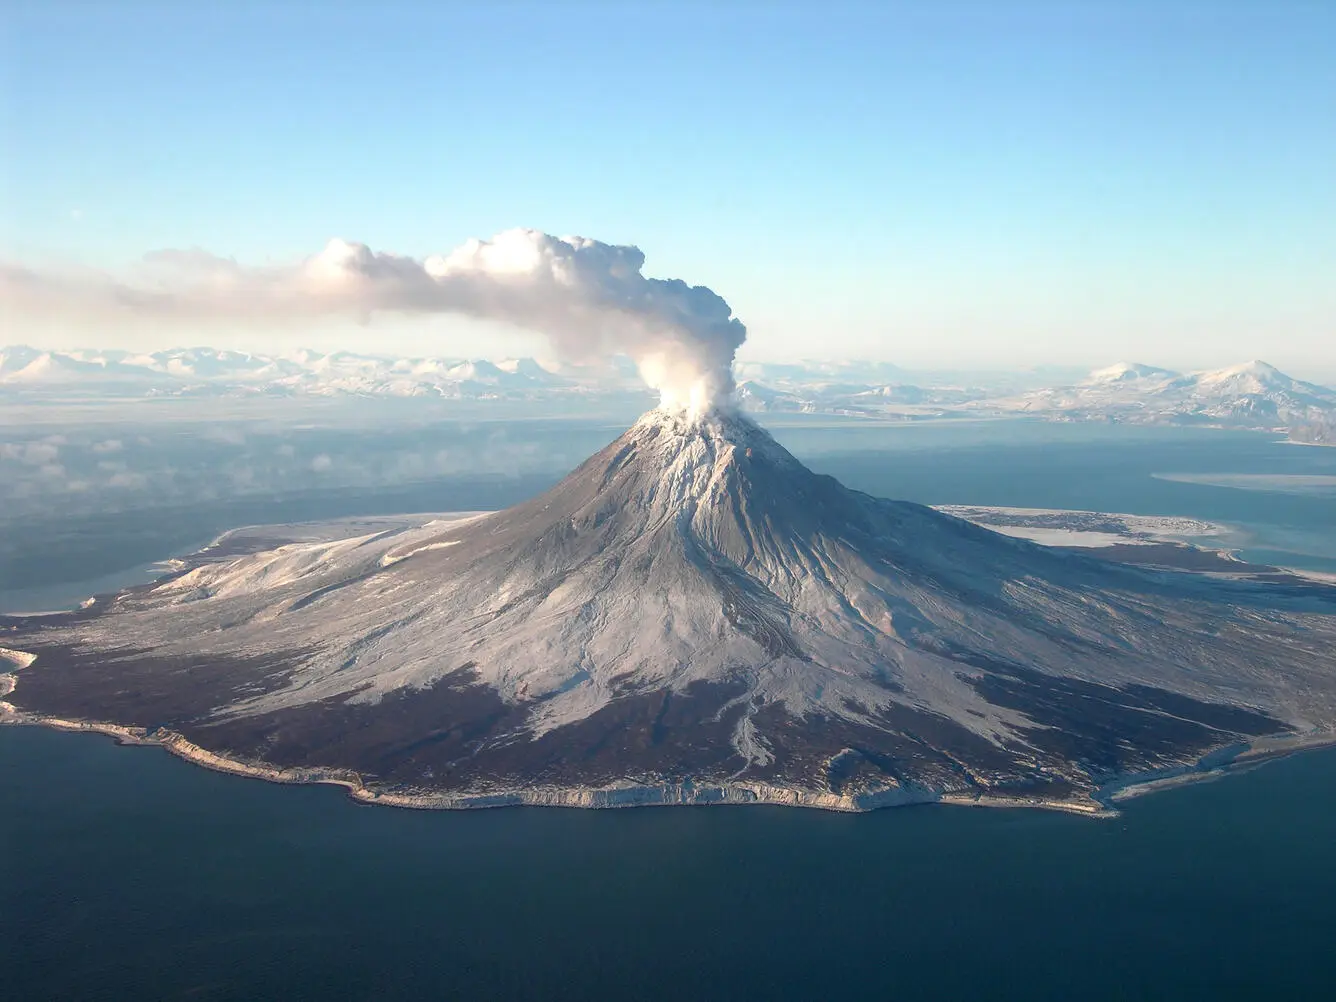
[1, 229, 747, 413]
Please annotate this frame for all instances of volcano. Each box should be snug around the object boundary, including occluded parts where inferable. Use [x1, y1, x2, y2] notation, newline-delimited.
[4, 408, 1336, 812]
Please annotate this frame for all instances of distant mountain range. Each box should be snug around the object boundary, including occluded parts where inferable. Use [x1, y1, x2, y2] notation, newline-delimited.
[0, 346, 636, 401]
[738, 358, 1336, 432]
[986, 360, 1336, 429]
[3, 345, 1334, 433]
[993, 358, 1336, 424]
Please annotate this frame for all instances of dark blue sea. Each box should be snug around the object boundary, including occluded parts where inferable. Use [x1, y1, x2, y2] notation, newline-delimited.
[3, 416, 1335, 1000]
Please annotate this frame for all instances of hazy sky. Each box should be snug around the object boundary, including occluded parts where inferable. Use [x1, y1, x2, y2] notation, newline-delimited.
[3, 2, 1334, 375]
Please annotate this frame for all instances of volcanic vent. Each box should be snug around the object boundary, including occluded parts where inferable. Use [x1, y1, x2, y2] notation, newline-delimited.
[5, 407, 1336, 811]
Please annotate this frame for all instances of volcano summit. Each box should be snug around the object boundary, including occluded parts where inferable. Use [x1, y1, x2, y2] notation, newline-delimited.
[4, 407, 1336, 812]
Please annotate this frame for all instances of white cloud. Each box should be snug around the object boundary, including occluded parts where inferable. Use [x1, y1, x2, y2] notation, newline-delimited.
[1, 229, 747, 413]
[23, 442, 60, 465]
[107, 471, 149, 489]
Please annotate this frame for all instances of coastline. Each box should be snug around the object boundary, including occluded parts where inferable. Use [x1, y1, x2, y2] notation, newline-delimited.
[8, 651, 1329, 820]
[1091, 732, 1336, 805]
[0, 699, 1099, 816]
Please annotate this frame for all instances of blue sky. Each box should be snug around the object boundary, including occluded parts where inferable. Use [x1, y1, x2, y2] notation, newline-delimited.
[3, 1, 1334, 374]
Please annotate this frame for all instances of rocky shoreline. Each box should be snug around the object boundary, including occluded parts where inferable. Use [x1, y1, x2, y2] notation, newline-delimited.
[9, 649, 1331, 820]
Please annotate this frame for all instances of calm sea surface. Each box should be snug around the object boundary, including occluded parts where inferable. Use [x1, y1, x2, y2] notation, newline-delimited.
[3, 418, 1335, 1000]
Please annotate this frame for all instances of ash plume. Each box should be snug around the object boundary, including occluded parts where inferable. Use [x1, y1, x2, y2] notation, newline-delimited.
[1, 229, 747, 414]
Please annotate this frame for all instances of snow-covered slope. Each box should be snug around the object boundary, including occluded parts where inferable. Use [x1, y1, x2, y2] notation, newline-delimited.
[7, 407, 1336, 811]
[0, 350, 174, 387]
[0, 345, 45, 377]
[1184, 361, 1336, 423]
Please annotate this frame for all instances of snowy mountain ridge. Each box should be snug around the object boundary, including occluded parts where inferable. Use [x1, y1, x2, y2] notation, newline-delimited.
[996, 359, 1336, 427]
[3, 344, 1333, 431]
[0, 345, 598, 400]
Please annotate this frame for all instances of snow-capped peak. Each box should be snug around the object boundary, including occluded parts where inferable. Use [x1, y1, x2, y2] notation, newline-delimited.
[625, 406, 797, 488]
[1082, 362, 1179, 385]
[1194, 360, 1288, 389]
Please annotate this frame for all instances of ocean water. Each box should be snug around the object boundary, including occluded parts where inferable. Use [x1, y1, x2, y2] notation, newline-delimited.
[3, 417, 1336, 1000]
[4, 724, 1336, 1001]
[793, 420, 1336, 575]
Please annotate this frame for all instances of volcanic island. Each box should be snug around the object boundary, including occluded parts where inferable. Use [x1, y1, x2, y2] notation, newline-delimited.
[4, 406, 1336, 815]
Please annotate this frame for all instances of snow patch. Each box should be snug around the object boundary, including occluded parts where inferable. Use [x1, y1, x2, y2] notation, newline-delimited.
[379, 539, 463, 567]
